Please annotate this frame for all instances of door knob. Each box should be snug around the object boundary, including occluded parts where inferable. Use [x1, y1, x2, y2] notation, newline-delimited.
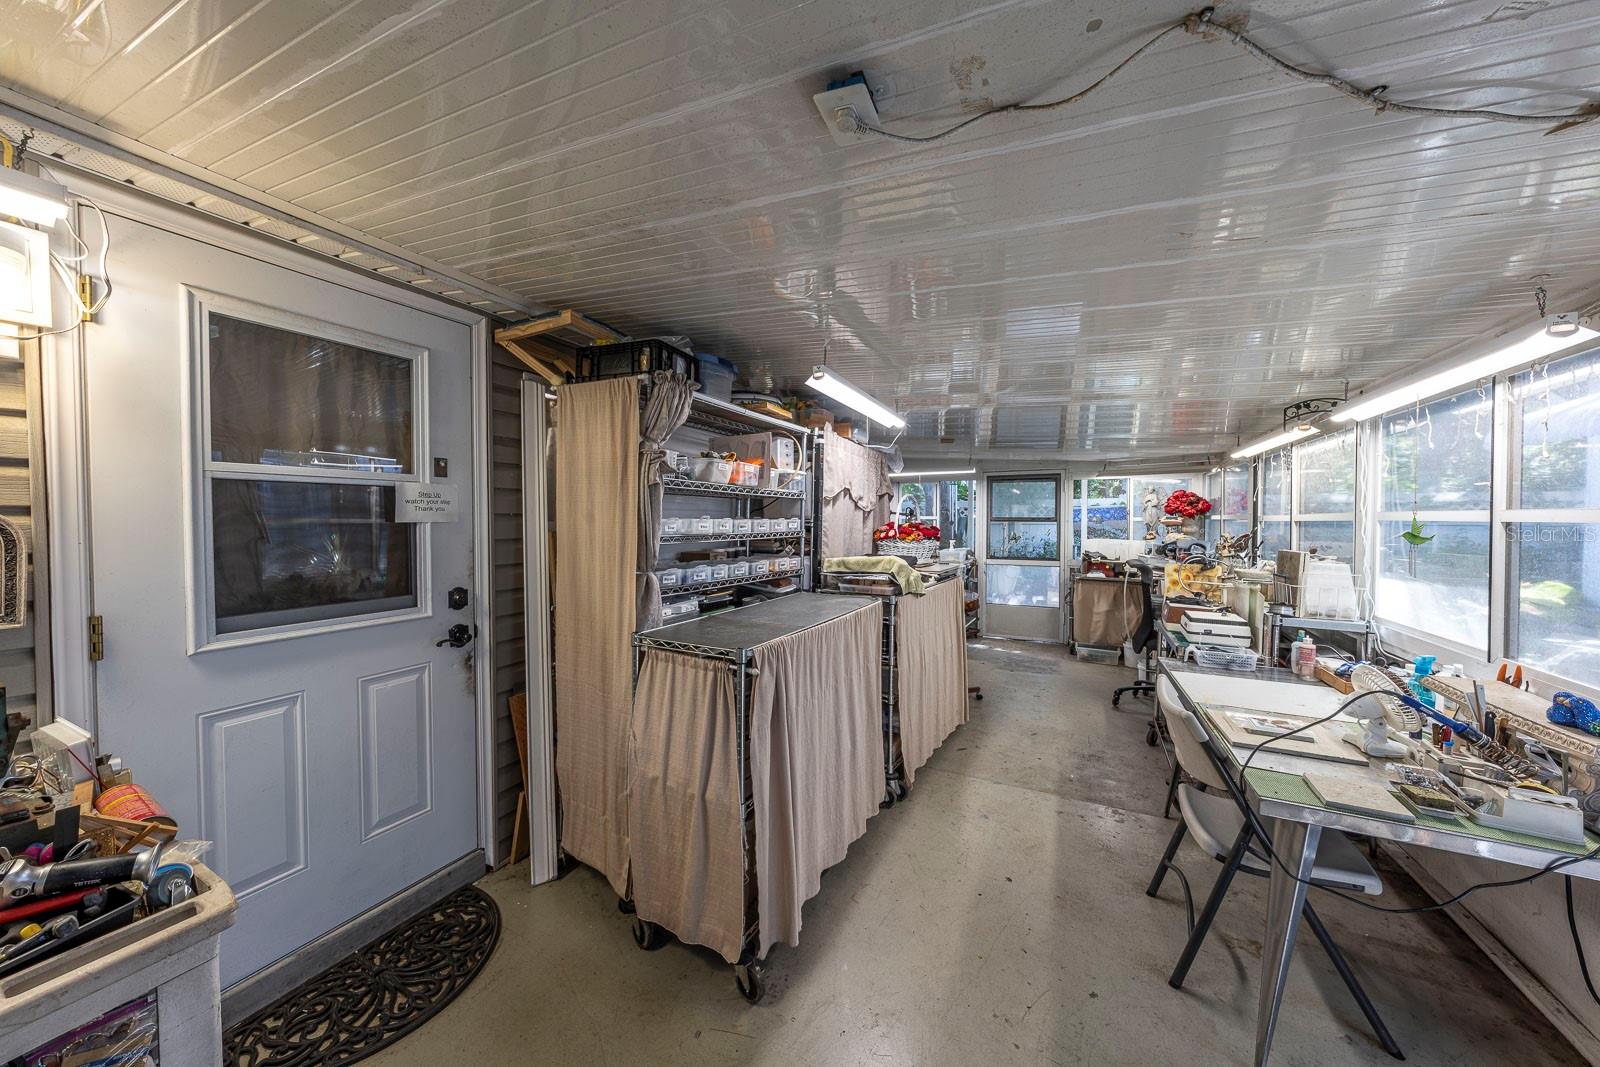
[436, 623, 473, 648]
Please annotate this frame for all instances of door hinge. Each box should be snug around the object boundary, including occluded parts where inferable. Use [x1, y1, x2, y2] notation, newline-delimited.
[88, 615, 104, 662]
[77, 276, 94, 323]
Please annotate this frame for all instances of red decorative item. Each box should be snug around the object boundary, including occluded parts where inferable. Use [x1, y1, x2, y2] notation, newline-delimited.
[1163, 489, 1211, 520]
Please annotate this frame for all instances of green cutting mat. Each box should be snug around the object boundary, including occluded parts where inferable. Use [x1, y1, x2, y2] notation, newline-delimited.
[1247, 768, 1600, 857]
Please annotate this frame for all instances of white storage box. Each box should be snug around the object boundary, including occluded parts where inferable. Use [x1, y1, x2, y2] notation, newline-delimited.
[661, 598, 700, 621]
[691, 516, 714, 535]
[710, 563, 731, 580]
[656, 567, 682, 589]
[685, 564, 713, 584]
[749, 558, 771, 576]
[729, 561, 751, 578]
[691, 457, 733, 483]
[770, 437, 798, 469]
[777, 556, 800, 574]
[732, 461, 760, 487]
[1180, 609, 1253, 648]
[772, 469, 806, 493]
[785, 517, 803, 532]
[753, 518, 773, 534]
[733, 518, 753, 535]
[713, 517, 735, 535]
[661, 516, 686, 536]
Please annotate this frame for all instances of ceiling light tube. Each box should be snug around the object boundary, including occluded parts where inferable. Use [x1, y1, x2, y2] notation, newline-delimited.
[0, 168, 69, 227]
[1332, 316, 1599, 423]
[1231, 424, 1320, 459]
[806, 365, 906, 429]
[890, 467, 977, 479]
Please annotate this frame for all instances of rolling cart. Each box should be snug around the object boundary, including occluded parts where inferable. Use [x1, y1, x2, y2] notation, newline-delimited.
[628, 594, 882, 1004]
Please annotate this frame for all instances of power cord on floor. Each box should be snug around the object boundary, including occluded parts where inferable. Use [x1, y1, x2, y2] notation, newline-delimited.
[848, 7, 1598, 145]
[1220, 689, 1600, 1007]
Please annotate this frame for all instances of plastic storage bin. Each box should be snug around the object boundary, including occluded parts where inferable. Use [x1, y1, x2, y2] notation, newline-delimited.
[733, 518, 753, 535]
[661, 597, 700, 621]
[575, 338, 697, 383]
[753, 518, 772, 534]
[691, 516, 715, 535]
[713, 517, 735, 535]
[690, 457, 733, 484]
[732, 461, 760, 487]
[710, 563, 731, 580]
[661, 516, 686, 536]
[685, 564, 713, 585]
[785, 517, 803, 532]
[696, 354, 738, 402]
[657, 567, 682, 589]
[776, 556, 800, 574]
[729, 561, 751, 578]
[749, 558, 771, 577]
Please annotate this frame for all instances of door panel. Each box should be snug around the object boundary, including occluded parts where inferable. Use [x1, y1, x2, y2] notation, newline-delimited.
[84, 212, 479, 986]
[982, 475, 1064, 642]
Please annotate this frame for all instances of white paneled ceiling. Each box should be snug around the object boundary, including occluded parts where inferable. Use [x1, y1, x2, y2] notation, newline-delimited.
[6, 0, 1600, 464]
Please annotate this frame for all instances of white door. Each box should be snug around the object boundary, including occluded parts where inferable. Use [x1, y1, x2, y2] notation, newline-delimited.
[83, 212, 480, 986]
[982, 474, 1064, 642]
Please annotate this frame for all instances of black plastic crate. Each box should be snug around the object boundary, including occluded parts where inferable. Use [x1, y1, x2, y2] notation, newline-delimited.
[574, 338, 698, 383]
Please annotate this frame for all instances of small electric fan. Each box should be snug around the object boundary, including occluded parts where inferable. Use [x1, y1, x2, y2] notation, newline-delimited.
[1346, 664, 1425, 758]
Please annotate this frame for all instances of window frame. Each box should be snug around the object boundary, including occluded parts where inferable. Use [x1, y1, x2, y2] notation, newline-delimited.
[988, 475, 1061, 561]
[184, 288, 434, 653]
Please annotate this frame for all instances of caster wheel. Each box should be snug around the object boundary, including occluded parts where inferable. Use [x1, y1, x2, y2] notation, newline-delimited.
[735, 963, 766, 1004]
[974, 693, 984, 700]
[632, 916, 667, 951]
[889, 780, 907, 801]
[618, 897, 636, 915]
[880, 790, 896, 809]
[1112, 694, 1122, 707]
[1145, 724, 1158, 747]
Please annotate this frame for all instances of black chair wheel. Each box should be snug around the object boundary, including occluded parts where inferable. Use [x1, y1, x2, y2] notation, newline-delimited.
[974, 693, 984, 700]
[890, 780, 907, 801]
[618, 897, 636, 915]
[632, 917, 667, 950]
[880, 790, 896, 809]
[735, 963, 766, 1004]
[1146, 723, 1159, 746]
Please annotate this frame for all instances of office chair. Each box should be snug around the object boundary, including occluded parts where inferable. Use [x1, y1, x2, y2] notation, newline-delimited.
[1111, 560, 1158, 707]
[1144, 676, 1403, 1060]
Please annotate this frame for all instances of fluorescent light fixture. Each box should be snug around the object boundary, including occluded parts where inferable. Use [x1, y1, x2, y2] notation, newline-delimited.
[890, 467, 976, 479]
[1231, 424, 1320, 459]
[806, 365, 906, 429]
[1332, 316, 1599, 423]
[0, 168, 68, 227]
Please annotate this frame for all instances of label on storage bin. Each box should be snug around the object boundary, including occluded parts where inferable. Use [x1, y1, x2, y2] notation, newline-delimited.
[397, 482, 459, 522]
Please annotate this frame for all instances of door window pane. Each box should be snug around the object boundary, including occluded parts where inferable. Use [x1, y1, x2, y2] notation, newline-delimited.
[988, 521, 1060, 560]
[1380, 390, 1492, 512]
[211, 480, 417, 635]
[1512, 347, 1600, 509]
[209, 313, 414, 472]
[1258, 521, 1292, 559]
[986, 564, 1060, 608]
[1508, 523, 1600, 687]
[1375, 519, 1489, 651]
[992, 478, 1058, 519]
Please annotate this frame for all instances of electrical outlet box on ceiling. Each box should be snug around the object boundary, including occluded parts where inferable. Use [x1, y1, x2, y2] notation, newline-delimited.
[813, 73, 882, 147]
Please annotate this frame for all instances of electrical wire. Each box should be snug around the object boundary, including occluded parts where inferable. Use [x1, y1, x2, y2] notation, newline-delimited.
[25, 187, 113, 339]
[1566, 875, 1600, 1007]
[848, 7, 1598, 145]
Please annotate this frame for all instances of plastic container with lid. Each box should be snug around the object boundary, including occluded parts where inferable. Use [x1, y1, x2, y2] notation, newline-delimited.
[713, 517, 735, 535]
[685, 563, 713, 585]
[729, 560, 751, 578]
[709, 563, 731, 580]
[656, 567, 682, 589]
[753, 518, 773, 534]
[690, 457, 733, 484]
[661, 516, 685, 536]
[733, 518, 753, 535]
[691, 516, 715, 535]
[696, 354, 738, 402]
[731, 461, 760, 487]
[785, 516, 803, 532]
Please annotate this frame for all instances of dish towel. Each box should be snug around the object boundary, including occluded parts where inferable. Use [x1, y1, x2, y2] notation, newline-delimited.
[822, 555, 926, 595]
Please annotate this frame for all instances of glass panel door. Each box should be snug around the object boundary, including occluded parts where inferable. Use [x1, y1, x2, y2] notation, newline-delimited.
[984, 475, 1062, 641]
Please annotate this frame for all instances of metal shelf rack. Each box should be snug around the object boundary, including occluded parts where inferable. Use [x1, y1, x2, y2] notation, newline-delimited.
[662, 474, 805, 501]
[659, 531, 803, 545]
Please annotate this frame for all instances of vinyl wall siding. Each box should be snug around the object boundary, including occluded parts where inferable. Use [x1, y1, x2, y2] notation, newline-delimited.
[488, 345, 528, 864]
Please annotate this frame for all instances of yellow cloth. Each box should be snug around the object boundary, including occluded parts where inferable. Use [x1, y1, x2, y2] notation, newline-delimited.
[823, 555, 926, 595]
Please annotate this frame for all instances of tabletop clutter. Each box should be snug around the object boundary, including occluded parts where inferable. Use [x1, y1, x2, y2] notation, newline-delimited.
[0, 717, 206, 986]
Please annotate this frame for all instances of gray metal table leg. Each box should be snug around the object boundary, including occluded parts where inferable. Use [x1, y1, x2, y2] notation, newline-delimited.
[1255, 818, 1319, 1067]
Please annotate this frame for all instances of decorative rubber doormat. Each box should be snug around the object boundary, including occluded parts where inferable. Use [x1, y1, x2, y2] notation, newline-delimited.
[224, 885, 500, 1066]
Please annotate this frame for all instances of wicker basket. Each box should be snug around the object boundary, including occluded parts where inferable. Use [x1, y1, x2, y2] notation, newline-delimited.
[875, 540, 939, 563]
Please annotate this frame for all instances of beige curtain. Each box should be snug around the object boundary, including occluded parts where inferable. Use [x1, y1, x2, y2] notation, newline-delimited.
[555, 377, 639, 896]
[636, 373, 696, 630]
[894, 579, 969, 787]
[819, 434, 892, 559]
[750, 602, 883, 958]
[628, 651, 746, 963]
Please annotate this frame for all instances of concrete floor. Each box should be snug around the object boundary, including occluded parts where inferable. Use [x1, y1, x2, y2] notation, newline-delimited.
[372, 640, 1586, 1066]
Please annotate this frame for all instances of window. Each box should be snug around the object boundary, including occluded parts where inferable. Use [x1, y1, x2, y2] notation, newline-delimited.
[894, 479, 976, 548]
[988, 477, 1059, 560]
[1293, 430, 1356, 561]
[1504, 346, 1600, 687]
[1375, 387, 1492, 652]
[985, 564, 1061, 608]
[1206, 466, 1250, 539]
[194, 300, 424, 644]
[1083, 478, 1129, 540]
[1257, 449, 1291, 559]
